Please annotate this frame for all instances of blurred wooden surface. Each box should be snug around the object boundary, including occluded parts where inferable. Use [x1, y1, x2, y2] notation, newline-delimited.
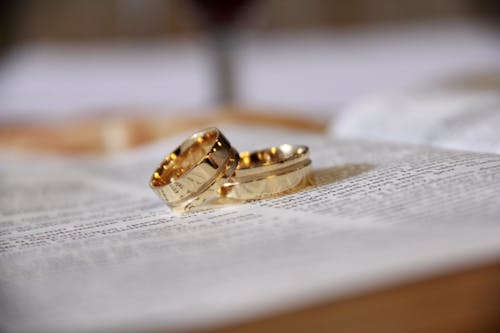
[0, 109, 327, 154]
[3, 0, 495, 44]
[203, 261, 500, 333]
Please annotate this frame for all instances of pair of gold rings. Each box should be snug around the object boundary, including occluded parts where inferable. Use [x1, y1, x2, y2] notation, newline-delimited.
[150, 128, 312, 212]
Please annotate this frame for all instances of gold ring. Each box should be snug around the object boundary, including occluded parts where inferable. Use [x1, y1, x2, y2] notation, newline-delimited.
[220, 144, 312, 200]
[150, 128, 239, 212]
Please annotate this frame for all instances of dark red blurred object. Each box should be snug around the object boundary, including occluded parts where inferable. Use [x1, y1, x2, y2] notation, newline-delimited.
[191, 0, 253, 26]
[191, 0, 255, 106]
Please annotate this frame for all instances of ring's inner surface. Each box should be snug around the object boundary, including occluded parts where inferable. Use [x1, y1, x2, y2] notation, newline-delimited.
[150, 129, 219, 187]
[238, 144, 307, 170]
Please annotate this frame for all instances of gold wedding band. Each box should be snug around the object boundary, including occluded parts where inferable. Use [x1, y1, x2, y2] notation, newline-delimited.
[150, 128, 239, 212]
[220, 144, 312, 200]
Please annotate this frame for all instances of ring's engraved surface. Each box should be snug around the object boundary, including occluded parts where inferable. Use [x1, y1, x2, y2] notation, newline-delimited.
[150, 128, 239, 212]
[221, 144, 312, 200]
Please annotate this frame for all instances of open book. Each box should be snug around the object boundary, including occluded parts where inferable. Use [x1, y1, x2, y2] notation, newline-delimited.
[1, 90, 500, 333]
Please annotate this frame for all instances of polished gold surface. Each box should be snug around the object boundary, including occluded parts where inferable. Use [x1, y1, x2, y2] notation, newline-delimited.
[221, 144, 312, 200]
[150, 128, 239, 212]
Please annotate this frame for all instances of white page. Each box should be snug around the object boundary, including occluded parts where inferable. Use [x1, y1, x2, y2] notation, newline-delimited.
[1, 126, 500, 333]
[331, 90, 500, 154]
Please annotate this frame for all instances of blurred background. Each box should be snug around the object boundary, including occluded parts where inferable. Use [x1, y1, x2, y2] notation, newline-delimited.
[0, 0, 499, 151]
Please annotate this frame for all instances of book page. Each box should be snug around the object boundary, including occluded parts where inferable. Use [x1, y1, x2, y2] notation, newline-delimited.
[1, 126, 500, 333]
[331, 90, 500, 154]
